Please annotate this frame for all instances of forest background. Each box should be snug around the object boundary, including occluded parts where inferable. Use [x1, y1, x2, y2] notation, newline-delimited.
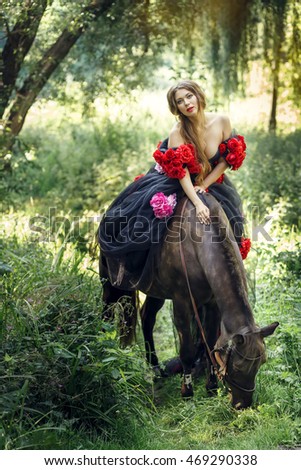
[0, 0, 300, 450]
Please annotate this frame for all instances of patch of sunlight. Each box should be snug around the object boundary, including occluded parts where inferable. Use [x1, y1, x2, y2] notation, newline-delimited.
[229, 61, 299, 131]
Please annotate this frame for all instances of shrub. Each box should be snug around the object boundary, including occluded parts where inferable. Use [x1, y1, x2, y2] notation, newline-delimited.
[0, 238, 152, 449]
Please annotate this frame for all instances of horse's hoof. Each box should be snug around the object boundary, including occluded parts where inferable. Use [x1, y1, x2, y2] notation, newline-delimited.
[206, 386, 218, 396]
[206, 380, 218, 396]
[181, 373, 194, 398]
[181, 383, 194, 399]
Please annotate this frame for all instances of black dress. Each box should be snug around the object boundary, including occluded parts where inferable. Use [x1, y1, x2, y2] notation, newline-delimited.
[98, 134, 249, 291]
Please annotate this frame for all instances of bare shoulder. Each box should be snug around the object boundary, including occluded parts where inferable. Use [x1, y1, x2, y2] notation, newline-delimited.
[168, 122, 185, 147]
[205, 112, 232, 141]
[218, 114, 232, 140]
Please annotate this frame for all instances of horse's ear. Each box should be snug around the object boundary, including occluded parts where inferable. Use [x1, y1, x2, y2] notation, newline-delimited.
[259, 322, 279, 338]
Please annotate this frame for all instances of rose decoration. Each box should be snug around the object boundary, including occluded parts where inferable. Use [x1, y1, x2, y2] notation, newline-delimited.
[219, 135, 247, 171]
[134, 173, 145, 181]
[219, 143, 227, 154]
[153, 144, 201, 179]
[154, 162, 164, 174]
[150, 192, 177, 219]
[240, 236, 251, 260]
[215, 174, 224, 184]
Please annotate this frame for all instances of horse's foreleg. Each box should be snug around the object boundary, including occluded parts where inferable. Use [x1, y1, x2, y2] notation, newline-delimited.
[141, 296, 165, 374]
[203, 300, 221, 394]
[173, 301, 196, 398]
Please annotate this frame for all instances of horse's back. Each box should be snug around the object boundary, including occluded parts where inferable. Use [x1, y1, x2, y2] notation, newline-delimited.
[147, 193, 243, 300]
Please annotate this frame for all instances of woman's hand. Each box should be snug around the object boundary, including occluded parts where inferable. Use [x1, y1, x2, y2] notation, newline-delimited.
[194, 185, 206, 194]
[177, 169, 210, 224]
[195, 200, 210, 225]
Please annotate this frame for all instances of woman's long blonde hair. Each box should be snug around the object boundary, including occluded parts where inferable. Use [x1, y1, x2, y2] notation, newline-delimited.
[167, 80, 211, 183]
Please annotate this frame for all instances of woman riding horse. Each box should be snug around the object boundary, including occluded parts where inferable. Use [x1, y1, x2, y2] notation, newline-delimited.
[98, 80, 278, 408]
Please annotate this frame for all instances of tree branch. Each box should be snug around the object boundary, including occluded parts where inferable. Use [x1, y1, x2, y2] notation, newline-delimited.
[1, 1, 48, 115]
[5, 0, 114, 136]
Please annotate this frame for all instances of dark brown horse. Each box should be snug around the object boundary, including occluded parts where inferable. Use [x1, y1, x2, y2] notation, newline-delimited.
[100, 193, 279, 409]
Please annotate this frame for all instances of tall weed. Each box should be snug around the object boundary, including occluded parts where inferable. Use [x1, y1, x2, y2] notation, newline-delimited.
[0, 237, 153, 449]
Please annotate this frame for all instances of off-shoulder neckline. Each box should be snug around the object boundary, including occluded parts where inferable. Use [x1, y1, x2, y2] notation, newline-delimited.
[160, 132, 236, 162]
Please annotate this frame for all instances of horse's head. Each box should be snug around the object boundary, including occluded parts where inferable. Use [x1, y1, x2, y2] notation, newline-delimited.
[214, 322, 279, 409]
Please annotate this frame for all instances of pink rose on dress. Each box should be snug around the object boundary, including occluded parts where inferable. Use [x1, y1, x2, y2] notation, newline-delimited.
[154, 162, 165, 174]
[150, 192, 177, 219]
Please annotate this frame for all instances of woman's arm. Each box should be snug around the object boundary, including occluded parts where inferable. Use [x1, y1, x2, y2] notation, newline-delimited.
[179, 169, 211, 225]
[197, 159, 229, 192]
[169, 128, 210, 225]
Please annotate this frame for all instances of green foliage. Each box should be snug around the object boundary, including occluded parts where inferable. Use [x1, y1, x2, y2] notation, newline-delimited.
[1, 188, 301, 450]
[0, 237, 153, 449]
[237, 129, 301, 226]
[2, 97, 170, 214]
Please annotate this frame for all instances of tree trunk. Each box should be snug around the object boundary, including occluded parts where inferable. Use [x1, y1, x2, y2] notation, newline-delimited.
[6, 27, 89, 137]
[269, 65, 279, 133]
[1, 1, 47, 117]
[0, 0, 114, 168]
[268, 1, 287, 133]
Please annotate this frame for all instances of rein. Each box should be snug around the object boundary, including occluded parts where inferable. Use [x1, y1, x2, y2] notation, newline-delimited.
[178, 198, 221, 378]
[178, 198, 260, 393]
[178, 198, 220, 376]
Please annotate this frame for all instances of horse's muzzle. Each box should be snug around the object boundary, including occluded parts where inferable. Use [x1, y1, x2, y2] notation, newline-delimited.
[231, 391, 253, 409]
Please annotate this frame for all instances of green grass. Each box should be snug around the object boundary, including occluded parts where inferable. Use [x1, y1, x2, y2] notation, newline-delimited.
[1, 212, 300, 450]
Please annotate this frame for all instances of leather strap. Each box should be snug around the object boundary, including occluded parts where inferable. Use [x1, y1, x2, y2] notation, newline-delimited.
[178, 198, 219, 374]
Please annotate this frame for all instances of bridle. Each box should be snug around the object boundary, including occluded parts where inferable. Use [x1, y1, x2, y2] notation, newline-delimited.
[212, 340, 265, 393]
[178, 198, 264, 394]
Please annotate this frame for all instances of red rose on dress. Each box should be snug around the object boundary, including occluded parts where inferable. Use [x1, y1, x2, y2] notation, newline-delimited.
[226, 153, 236, 165]
[153, 149, 164, 165]
[134, 173, 145, 181]
[153, 144, 200, 180]
[176, 144, 194, 163]
[237, 135, 246, 151]
[240, 237, 251, 260]
[215, 174, 224, 184]
[173, 167, 186, 179]
[219, 143, 227, 154]
[231, 151, 246, 170]
[165, 148, 176, 162]
[222, 135, 247, 171]
[227, 138, 240, 152]
[187, 160, 202, 174]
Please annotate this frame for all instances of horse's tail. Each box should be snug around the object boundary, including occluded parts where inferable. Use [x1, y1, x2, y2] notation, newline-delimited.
[100, 254, 139, 347]
[119, 290, 139, 347]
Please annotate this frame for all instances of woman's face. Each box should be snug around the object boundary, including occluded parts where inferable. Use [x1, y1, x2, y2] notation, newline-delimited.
[175, 88, 199, 117]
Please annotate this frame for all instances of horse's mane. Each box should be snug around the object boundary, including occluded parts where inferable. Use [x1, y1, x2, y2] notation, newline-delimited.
[209, 195, 248, 285]
[181, 194, 252, 320]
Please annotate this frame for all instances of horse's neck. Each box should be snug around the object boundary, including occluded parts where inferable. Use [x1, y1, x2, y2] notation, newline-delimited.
[180, 199, 255, 336]
[194, 230, 255, 335]
[217, 285, 255, 336]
